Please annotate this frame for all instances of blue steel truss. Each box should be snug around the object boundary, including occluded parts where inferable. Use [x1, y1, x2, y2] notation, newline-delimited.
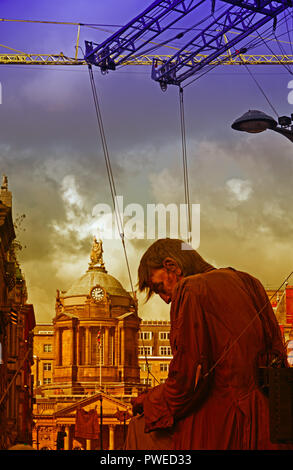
[152, 0, 292, 86]
[85, 0, 292, 86]
[85, 0, 205, 70]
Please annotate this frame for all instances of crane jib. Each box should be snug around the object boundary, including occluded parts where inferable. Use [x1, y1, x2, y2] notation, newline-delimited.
[84, 0, 292, 87]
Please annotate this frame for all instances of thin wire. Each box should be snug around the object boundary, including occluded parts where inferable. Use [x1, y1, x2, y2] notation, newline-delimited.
[220, 31, 281, 118]
[87, 64, 135, 299]
[241, 62, 280, 119]
[235, 12, 293, 70]
[181, 10, 280, 89]
[182, 45, 247, 88]
[203, 271, 293, 379]
[179, 86, 192, 244]
[117, 32, 186, 70]
[0, 43, 28, 54]
[88, 64, 161, 387]
[88, 30, 163, 387]
[182, 7, 293, 89]
[282, 10, 293, 74]
[254, 20, 293, 75]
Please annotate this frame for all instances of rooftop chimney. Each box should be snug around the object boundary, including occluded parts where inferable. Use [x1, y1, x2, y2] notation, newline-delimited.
[0, 174, 12, 208]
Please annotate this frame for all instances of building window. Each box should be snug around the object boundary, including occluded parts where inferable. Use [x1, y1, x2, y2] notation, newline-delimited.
[141, 378, 152, 386]
[43, 344, 52, 353]
[159, 346, 172, 356]
[43, 378, 52, 384]
[43, 363, 52, 371]
[138, 346, 152, 356]
[159, 332, 170, 341]
[160, 363, 169, 372]
[160, 378, 166, 384]
[140, 363, 152, 372]
[139, 331, 152, 341]
[91, 328, 104, 365]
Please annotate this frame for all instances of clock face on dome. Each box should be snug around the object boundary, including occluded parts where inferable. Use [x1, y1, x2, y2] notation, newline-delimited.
[91, 286, 105, 302]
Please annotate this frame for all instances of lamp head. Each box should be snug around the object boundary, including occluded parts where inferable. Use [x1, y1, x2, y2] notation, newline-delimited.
[231, 110, 277, 134]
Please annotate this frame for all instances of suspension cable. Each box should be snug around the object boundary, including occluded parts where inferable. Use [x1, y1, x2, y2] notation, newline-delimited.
[87, 64, 135, 299]
[88, 64, 160, 387]
[179, 86, 192, 245]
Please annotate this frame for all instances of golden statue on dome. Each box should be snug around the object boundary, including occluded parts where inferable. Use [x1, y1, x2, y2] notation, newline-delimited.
[89, 236, 105, 270]
[1, 174, 8, 191]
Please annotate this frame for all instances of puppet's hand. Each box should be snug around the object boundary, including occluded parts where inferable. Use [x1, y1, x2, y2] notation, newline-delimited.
[131, 392, 147, 416]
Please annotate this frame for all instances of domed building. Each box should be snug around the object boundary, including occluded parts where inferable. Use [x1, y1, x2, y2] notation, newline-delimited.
[32, 238, 142, 450]
[53, 237, 140, 395]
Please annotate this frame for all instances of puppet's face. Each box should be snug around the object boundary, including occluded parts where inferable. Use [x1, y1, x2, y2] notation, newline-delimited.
[148, 267, 181, 304]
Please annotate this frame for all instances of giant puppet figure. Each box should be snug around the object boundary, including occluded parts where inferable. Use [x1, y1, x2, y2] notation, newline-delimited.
[125, 238, 293, 450]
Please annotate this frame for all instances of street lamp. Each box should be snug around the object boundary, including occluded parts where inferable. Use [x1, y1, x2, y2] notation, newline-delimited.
[231, 110, 293, 143]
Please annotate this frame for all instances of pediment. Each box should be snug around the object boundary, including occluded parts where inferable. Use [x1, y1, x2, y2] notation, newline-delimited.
[54, 311, 78, 322]
[54, 392, 131, 418]
[116, 312, 138, 321]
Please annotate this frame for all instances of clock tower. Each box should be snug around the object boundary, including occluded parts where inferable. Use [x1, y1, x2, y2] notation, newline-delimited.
[52, 238, 141, 396]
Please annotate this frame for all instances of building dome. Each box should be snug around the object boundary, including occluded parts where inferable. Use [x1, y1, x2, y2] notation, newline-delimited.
[61, 238, 133, 308]
[52, 237, 140, 399]
[64, 267, 131, 298]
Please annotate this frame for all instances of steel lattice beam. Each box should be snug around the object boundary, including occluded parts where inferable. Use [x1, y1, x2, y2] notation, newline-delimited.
[221, 0, 290, 15]
[84, 0, 292, 87]
[152, 0, 292, 86]
[0, 52, 293, 65]
[84, 0, 207, 69]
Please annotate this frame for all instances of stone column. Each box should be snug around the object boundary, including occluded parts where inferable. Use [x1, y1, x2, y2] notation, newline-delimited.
[85, 327, 90, 365]
[120, 327, 125, 366]
[64, 425, 70, 450]
[76, 326, 80, 366]
[108, 328, 114, 366]
[55, 328, 61, 366]
[114, 327, 119, 367]
[104, 327, 109, 366]
[71, 319, 78, 365]
[109, 424, 115, 450]
[86, 439, 91, 450]
[70, 323, 74, 366]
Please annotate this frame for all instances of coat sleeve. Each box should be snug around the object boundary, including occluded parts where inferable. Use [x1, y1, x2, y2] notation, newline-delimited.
[143, 278, 214, 433]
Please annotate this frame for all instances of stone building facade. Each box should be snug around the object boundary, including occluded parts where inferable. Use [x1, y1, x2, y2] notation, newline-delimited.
[32, 319, 175, 450]
[32, 238, 142, 450]
[33, 324, 54, 387]
[33, 321, 174, 391]
[0, 176, 36, 449]
[138, 321, 172, 388]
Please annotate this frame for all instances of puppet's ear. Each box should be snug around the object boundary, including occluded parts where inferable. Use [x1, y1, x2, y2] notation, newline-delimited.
[162, 257, 182, 275]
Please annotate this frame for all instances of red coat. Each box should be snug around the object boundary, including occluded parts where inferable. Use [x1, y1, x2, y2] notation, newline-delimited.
[142, 268, 293, 450]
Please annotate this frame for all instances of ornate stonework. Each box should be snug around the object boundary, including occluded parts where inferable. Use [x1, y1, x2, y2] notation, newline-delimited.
[89, 237, 105, 271]
[32, 237, 142, 450]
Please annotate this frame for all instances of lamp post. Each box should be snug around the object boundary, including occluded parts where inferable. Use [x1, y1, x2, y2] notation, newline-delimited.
[231, 110, 293, 143]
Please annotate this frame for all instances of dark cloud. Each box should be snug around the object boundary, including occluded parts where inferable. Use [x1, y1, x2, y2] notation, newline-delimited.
[1, 1, 293, 322]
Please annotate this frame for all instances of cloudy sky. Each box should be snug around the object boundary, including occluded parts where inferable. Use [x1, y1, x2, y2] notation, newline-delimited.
[1, 0, 293, 323]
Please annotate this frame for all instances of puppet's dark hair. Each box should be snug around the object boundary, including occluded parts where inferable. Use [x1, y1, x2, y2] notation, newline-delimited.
[138, 238, 214, 301]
